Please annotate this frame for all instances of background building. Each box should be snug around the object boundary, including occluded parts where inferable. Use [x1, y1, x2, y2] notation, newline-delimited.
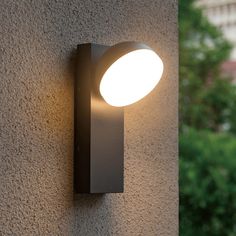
[197, 0, 236, 60]
[197, 0, 236, 81]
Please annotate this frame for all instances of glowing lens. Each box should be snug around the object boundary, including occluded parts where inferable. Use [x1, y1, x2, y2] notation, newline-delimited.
[99, 49, 164, 107]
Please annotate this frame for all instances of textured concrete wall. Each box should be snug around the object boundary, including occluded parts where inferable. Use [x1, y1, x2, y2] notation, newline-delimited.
[0, 0, 178, 235]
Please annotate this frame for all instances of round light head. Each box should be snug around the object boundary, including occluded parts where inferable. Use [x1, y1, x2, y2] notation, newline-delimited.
[97, 42, 164, 107]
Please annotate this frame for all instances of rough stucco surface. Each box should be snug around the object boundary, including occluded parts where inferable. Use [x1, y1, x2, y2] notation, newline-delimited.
[0, 0, 178, 235]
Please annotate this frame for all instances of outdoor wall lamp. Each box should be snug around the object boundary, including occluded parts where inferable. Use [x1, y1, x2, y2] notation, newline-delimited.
[74, 42, 164, 193]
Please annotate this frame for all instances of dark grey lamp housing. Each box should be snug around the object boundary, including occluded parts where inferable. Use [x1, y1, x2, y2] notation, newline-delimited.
[74, 42, 164, 193]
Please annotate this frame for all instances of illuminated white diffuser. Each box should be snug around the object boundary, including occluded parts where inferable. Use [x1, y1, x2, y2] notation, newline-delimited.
[99, 45, 164, 107]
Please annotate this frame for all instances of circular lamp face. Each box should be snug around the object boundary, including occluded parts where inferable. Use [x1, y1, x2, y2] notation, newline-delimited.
[99, 46, 164, 107]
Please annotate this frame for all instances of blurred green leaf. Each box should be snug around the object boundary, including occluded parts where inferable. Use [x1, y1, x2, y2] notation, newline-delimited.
[180, 128, 236, 236]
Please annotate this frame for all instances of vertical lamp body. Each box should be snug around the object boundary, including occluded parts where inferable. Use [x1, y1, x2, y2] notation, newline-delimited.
[75, 44, 124, 193]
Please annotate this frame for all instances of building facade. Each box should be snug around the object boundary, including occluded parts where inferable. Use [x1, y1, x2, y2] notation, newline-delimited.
[197, 0, 236, 60]
[0, 1, 178, 235]
[197, 0, 236, 81]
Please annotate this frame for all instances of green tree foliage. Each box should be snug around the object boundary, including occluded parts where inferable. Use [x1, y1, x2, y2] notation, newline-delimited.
[180, 129, 236, 236]
[179, 0, 236, 235]
[179, 0, 236, 132]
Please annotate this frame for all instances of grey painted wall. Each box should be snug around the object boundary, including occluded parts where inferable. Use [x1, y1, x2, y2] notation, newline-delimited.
[0, 0, 178, 235]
